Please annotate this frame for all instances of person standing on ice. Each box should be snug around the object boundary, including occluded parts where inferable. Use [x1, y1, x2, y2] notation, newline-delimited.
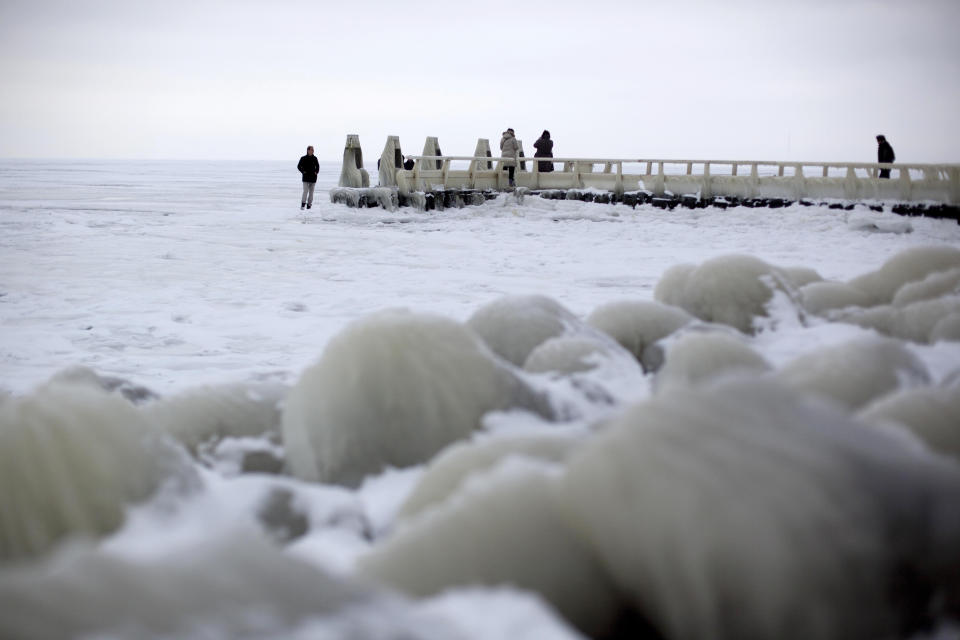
[500, 128, 520, 187]
[297, 145, 320, 209]
[533, 130, 554, 173]
[876, 134, 895, 179]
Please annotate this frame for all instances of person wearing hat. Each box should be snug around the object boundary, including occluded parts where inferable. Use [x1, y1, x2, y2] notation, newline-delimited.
[876, 135, 895, 179]
[500, 128, 520, 187]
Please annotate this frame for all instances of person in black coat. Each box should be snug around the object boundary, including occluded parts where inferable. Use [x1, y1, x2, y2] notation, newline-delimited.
[533, 130, 554, 173]
[876, 135, 895, 179]
[297, 146, 320, 209]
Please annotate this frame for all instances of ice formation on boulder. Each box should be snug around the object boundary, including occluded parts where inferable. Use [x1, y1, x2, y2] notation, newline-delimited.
[360, 464, 622, 637]
[562, 379, 960, 640]
[143, 382, 286, 453]
[858, 385, 960, 461]
[653, 331, 770, 393]
[653, 254, 800, 334]
[48, 364, 158, 404]
[799, 280, 871, 314]
[832, 295, 960, 344]
[586, 300, 693, 372]
[776, 337, 930, 410]
[397, 433, 578, 522]
[0, 533, 469, 640]
[466, 295, 586, 367]
[846, 246, 960, 307]
[0, 381, 183, 561]
[780, 265, 824, 289]
[891, 266, 960, 307]
[361, 379, 960, 639]
[282, 310, 546, 487]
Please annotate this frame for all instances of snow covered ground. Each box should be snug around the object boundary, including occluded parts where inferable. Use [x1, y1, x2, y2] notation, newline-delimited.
[2, 159, 960, 639]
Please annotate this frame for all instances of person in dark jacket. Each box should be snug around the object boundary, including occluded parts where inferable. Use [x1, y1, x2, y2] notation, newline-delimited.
[297, 146, 320, 209]
[533, 130, 554, 173]
[876, 135, 895, 179]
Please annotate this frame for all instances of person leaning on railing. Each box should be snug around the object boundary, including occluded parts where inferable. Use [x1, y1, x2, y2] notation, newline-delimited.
[534, 130, 554, 173]
[876, 134, 895, 179]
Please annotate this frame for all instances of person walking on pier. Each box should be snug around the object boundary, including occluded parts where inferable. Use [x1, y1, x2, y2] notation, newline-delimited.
[500, 128, 520, 187]
[533, 130, 554, 173]
[876, 134, 895, 179]
[297, 145, 320, 209]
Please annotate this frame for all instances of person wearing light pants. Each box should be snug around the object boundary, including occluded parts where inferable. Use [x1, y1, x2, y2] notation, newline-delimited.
[297, 146, 319, 209]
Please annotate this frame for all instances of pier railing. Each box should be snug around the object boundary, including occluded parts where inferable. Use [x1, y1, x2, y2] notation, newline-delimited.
[398, 155, 959, 204]
[336, 135, 959, 205]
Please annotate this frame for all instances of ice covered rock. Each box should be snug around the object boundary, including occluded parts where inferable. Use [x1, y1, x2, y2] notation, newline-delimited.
[799, 280, 871, 314]
[846, 245, 960, 307]
[776, 337, 930, 410]
[143, 382, 286, 455]
[780, 265, 824, 288]
[653, 331, 770, 392]
[282, 310, 547, 487]
[0, 533, 467, 640]
[0, 382, 184, 561]
[467, 295, 585, 367]
[522, 334, 636, 377]
[858, 386, 960, 461]
[397, 434, 578, 522]
[562, 379, 960, 640]
[363, 379, 960, 639]
[891, 266, 960, 307]
[653, 254, 801, 334]
[48, 364, 158, 404]
[931, 312, 960, 342]
[359, 464, 622, 637]
[586, 300, 693, 372]
[832, 295, 960, 344]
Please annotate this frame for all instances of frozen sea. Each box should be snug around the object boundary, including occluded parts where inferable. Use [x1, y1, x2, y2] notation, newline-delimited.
[2, 159, 959, 394]
[2, 159, 960, 640]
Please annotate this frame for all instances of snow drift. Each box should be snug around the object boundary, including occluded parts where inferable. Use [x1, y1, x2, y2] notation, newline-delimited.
[282, 310, 547, 487]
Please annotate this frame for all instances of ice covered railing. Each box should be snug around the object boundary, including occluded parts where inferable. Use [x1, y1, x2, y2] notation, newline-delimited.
[400, 155, 959, 204]
[335, 135, 960, 206]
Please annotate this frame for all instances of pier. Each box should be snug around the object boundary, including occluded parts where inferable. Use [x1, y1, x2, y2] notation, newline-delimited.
[331, 135, 960, 220]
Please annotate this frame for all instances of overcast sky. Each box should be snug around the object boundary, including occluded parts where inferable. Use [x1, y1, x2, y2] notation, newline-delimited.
[1, 0, 958, 163]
